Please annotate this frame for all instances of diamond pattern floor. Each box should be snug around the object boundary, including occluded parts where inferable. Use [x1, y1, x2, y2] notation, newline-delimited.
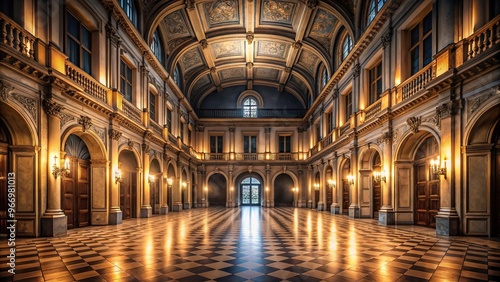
[1, 207, 499, 281]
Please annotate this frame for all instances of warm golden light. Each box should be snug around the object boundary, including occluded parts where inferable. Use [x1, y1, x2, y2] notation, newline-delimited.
[430, 156, 447, 178]
[115, 169, 123, 184]
[148, 175, 155, 184]
[313, 183, 320, 190]
[373, 170, 387, 183]
[327, 179, 336, 188]
[347, 174, 355, 185]
[167, 177, 173, 186]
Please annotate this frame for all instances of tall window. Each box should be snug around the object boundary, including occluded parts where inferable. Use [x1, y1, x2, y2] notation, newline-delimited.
[321, 67, 328, 90]
[120, 59, 133, 102]
[367, 0, 387, 25]
[188, 128, 192, 145]
[410, 12, 432, 76]
[243, 97, 258, 118]
[67, 12, 91, 74]
[316, 123, 321, 142]
[369, 61, 382, 104]
[180, 122, 184, 141]
[342, 35, 352, 61]
[119, 0, 138, 29]
[345, 92, 352, 122]
[173, 66, 180, 87]
[151, 30, 163, 63]
[149, 92, 156, 122]
[279, 136, 291, 153]
[326, 112, 333, 133]
[244, 136, 257, 153]
[210, 136, 223, 153]
[166, 108, 172, 133]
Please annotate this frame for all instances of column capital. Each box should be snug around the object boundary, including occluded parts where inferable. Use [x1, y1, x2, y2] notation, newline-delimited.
[108, 128, 122, 141]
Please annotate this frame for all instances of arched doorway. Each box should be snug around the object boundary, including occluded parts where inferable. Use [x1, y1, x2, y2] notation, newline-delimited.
[325, 166, 333, 209]
[274, 174, 294, 206]
[208, 174, 227, 206]
[181, 169, 188, 209]
[465, 104, 500, 236]
[118, 150, 138, 219]
[414, 136, 440, 228]
[372, 153, 382, 219]
[314, 172, 320, 208]
[167, 164, 176, 212]
[62, 134, 91, 229]
[191, 172, 196, 208]
[0, 119, 11, 236]
[150, 159, 161, 214]
[240, 177, 260, 206]
[341, 159, 350, 215]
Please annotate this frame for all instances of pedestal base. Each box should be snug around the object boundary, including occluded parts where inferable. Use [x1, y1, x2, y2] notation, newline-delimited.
[140, 206, 152, 218]
[349, 206, 360, 218]
[378, 210, 395, 225]
[172, 202, 183, 212]
[41, 215, 67, 237]
[183, 202, 191, 209]
[108, 210, 122, 225]
[160, 206, 168, 215]
[298, 200, 307, 208]
[330, 204, 340, 214]
[436, 215, 460, 236]
[307, 200, 313, 208]
[317, 202, 325, 211]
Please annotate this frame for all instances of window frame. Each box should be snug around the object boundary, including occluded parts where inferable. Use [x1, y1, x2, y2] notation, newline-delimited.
[278, 135, 291, 153]
[120, 59, 133, 103]
[149, 91, 157, 122]
[165, 107, 172, 133]
[366, 0, 387, 26]
[210, 135, 224, 154]
[368, 61, 383, 104]
[66, 11, 92, 75]
[150, 30, 163, 64]
[243, 97, 258, 118]
[344, 91, 352, 122]
[341, 34, 353, 61]
[409, 11, 433, 76]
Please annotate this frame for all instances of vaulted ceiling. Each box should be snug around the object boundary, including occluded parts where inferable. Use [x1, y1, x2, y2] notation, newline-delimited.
[146, 0, 356, 110]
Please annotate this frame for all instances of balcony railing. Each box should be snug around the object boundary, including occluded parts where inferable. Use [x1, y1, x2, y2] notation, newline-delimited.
[202, 152, 300, 161]
[321, 131, 335, 148]
[168, 133, 177, 144]
[467, 15, 500, 60]
[122, 99, 142, 124]
[0, 13, 36, 60]
[150, 120, 163, 135]
[197, 108, 306, 118]
[66, 61, 107, 103]
[400, 63, 435, 101]
[364, 100, 382, 120]
[339, 122, 350, 136]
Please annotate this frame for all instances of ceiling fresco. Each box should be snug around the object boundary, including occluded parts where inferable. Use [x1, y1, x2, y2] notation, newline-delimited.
[153, 0, 355, 109]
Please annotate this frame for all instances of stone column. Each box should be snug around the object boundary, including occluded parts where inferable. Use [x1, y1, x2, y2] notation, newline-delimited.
[265, 164, 271, 207]
[172, 160, 183, 211]
[108, 127, 122, 224]
[227, 165, 234, 207]
[264, 127, 271, 159]
[229, 125, 235, 160]
[331, 156, 340, 214]
[349, 147, 360, 218]
[435, 100, 460, 235]
[437, 0, 457, 51]
[317, 161, 325, 211]
[161, 168, 169, 215]
[41, 99, 67, 236]
[307, 165, 313, 208]
[379, 132, 395, 225]
[297, 165, 306, 207]
[141, 143, 152, 217]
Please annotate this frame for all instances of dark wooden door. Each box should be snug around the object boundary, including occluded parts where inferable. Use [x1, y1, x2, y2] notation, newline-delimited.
[342, 180, 349, 214]
[120, 171, 137, 219]
[62, 158, 90, 229]
[326, 184, 333, 208]
[314, 189, 320, 208]
[373, 180, 381, 218]
[150, 179, 160, 214]
[493, 148, 500, 236]
[0, 144, 8, 236]
[415, 161, 440, 227]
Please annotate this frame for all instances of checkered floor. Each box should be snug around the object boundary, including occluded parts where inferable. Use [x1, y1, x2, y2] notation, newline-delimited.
[1, 207, 499, 281]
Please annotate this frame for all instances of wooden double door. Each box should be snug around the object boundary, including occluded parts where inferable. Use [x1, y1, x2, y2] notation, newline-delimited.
[120, 171, 137, 219]
[0, 143, 8, 236]
[62, 158, 90, 229]
[414, 160, 440, 227]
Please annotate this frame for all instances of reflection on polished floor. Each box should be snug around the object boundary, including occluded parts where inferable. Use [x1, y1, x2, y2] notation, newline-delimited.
[1, 207, 499, 281]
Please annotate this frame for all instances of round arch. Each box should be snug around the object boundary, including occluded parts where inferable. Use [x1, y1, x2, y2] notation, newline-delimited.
[61, 126, 107, 161]
[0, 101, 37, 146]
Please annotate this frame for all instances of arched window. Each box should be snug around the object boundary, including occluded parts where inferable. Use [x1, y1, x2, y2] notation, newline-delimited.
[367, 0, 387, 25]
[173, 66, 180, 87]
[243, 97, 258, 118]
[119, 0, 139, 29]
[342, 34, 352, 61]
[150, 30, 163, 63]
[321, 67, 328, 89]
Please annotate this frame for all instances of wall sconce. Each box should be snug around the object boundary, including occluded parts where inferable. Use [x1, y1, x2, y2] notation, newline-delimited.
[373, 170, 387, 183]
[292, 187, 298, 193]
[52, 155, 70, 178]
[204, 187, 208, 191]
[148, 175, 155, 184]
[327, 179, 336, 189]
[347, 174, 355, 185]
[115, 169, 124, 184]
[313, 183, 320, 191]
[166, 177, 173, 186]
[182, 181, 187, 189]
[265, 187, 269, 192]
[430, 156, 447, 179]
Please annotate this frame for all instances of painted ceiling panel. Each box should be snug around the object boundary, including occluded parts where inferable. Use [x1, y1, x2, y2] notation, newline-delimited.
[297, 49, 319, 75]
[260, 0, 297, 26]
[202, 0, 240, 28]
[308, 9, 337, 51]
[179, 47, 205, 73]
[164, 10, 190, 39]
[219, 68, 246, 80]
[212, 41, 244, 59]
[256, 41, 290, 60]
[254, 68, 279, 80]
[193, 74, 212, 93]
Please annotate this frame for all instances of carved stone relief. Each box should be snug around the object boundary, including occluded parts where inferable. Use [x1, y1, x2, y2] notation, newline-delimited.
[12, 93, 37, 124]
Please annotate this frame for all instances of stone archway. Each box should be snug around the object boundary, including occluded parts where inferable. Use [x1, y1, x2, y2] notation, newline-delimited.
[118, 150, 139, 219]
[273, 174, 294, 206]
[465, 103, 500, 236]
[150, 159, 161, 214]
